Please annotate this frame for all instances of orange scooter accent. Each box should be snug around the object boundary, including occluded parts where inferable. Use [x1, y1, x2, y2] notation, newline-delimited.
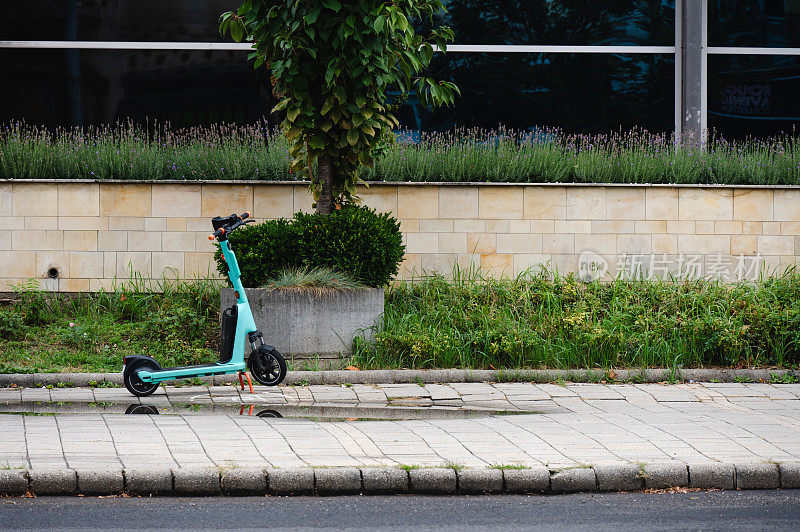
[239, 370, 254, 394]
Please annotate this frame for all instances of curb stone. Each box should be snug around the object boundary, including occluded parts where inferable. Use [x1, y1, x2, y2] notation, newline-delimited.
[3, 368, 798, 388]
[361, 467, 409, 494]
[457, 468, 503, 494]
[125, 467, 173, 495]
[550, 468, 597, 493]
[267, 468, 314, 495]
[172, 467, 221, 496]
[594, 463, 643, 491]
[221, 468, 267, 496]
[315, 468, 362, 496]
[76, 469, 123, 495]
[641, 462, 689, 489]
[0, 470, 29, 496]
[29, 468, 77, 495]
[780, 462, 800, 489]
[409, 468, 457, 494]
[735, 462, 779, 490]
[689, 463, 736, 490]
[502, 467, 550, 493]
[6, 462, 800, 497]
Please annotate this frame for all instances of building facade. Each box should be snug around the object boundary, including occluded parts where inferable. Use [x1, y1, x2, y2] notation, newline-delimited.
[0, 0, 799, 139]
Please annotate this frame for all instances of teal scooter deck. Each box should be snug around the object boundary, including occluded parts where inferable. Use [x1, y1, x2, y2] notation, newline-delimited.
[136, 362, 247, 383]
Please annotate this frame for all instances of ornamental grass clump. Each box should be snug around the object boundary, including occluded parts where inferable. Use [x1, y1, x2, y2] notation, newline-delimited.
[351, 266, 800, 370]
[263, 266, 366, 295]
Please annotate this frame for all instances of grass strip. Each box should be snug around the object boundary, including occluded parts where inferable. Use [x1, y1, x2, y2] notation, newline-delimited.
[2, 269, 800, 374]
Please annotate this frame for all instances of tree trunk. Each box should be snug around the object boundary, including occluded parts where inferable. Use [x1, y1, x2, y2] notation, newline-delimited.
[316, 154, 335, 215]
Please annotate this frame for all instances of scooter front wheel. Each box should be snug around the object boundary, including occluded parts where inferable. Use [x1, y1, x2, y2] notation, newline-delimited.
[248, 347, 287, 386]
[123, 358, 162, 397]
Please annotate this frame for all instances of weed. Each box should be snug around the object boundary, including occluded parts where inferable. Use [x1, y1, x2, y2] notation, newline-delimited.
[557, 464, 593, 471]
[770, 372, 799, 384]
[733, 375, 753, 384]
[442, 461, 464, 471]
[88, 380, 118, 388]
[397, 464, 420, 471]
[291, 379, 311, 387]
[488, 463, 531, 470]
[342, 383, 353, 388]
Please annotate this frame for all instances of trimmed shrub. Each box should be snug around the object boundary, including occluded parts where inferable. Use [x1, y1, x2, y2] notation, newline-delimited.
[293, 206, 405, 288]
[213, 218, 300, 288]
[212, 206, 405, 288]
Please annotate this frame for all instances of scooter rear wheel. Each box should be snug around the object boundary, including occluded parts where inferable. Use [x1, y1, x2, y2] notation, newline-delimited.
[123, 358, 162, 397]
[248, 347, 287, 386]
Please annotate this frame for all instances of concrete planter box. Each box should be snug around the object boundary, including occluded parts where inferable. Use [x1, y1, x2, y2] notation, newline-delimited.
[221, 287, 384, 364]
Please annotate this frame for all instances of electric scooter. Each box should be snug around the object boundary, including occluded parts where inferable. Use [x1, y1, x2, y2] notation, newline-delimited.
[122, 212, 287, 397]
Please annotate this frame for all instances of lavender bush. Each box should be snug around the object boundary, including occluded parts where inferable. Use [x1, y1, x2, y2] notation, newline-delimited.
[1, 121, 798, 185]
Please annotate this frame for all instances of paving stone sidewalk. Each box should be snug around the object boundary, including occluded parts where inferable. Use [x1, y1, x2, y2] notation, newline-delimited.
[2, 382, 800, 473]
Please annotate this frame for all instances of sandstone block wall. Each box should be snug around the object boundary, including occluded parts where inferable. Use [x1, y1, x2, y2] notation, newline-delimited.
[1, 181, 798, 291]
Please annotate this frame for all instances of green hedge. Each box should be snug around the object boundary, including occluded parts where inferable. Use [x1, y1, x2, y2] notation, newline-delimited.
[214, 205, 404, 288]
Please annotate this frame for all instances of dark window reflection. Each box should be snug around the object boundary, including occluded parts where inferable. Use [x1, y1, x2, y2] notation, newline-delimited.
[709, 54, 800, 139]
[709, 0, 800, 47]
[1, 1, 239, 42]
[0, 50, 276, 129]
[394, 53, 674, 134]
[420, 1, 675, 46]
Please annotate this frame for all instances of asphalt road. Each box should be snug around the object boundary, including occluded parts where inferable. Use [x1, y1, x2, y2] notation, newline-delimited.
[1, 491, 799, 531]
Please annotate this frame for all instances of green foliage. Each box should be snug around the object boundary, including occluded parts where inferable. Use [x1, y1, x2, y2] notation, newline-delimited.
[294, 205, 404, 287]
[213, 206, 404, 288]
[0, 309, 24, 341]
[220, 0, 459, 210]
[351, 267, 800, 370]
[16, 279, 57, 326]
[62, 323, 99, 350]
[214, 218, 299, 289]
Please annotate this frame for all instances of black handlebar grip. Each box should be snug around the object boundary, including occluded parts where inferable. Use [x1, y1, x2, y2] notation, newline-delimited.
[241, 211, 251, 220]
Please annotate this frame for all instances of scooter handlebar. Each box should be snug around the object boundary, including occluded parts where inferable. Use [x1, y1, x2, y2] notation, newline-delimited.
[208, 215, 255, 241]
[208, 227, 226, 241]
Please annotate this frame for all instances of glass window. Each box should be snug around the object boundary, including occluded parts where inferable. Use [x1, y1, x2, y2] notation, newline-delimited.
[419, 1, 675, 46]
[0, 49, 276, 129]
[0, 1, 239, 42]
[708, 54, 800, 139]
[709, 0, 800, 47]
[394, 53, 674, 134]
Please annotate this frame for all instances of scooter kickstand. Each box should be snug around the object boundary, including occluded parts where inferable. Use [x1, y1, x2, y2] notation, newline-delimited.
[239, 371, 254, 394]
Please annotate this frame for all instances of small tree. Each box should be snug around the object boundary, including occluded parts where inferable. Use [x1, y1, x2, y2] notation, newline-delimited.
[220, 0, 459, 214]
